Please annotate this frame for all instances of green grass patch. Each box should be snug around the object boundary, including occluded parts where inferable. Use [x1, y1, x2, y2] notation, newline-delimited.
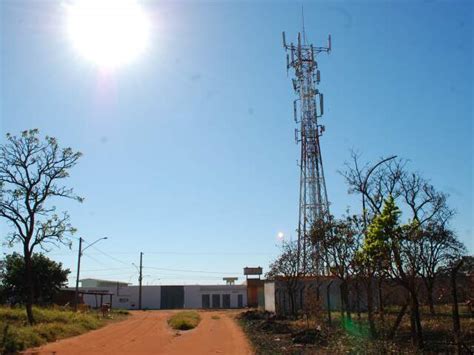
[168, 311, 201, 330]
[211, 315, 221, 320]
[0, 306, 128, 353]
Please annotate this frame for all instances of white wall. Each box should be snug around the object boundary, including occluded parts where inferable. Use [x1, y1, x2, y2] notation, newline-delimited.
[80, 284, 247, 310]
[141, 286, 161, 309]
[187, 285, 247, 308]
[264, 282, 276, 312]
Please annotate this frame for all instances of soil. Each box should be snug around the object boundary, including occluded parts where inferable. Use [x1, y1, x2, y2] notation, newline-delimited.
[24, 310, 253, 355]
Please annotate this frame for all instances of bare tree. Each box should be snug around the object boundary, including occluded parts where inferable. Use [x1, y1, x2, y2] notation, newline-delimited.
[418, 223, 465, 315]
[318, 214, 362, 321]
[0, 129, 82, 324]
[378, 173, 457, 349]
[266, 241, 300, 317]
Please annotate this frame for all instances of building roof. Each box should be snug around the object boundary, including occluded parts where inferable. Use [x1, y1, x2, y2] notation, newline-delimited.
[80, 278, 130, 285]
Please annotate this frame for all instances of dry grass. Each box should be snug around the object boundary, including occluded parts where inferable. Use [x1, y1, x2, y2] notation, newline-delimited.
[0, 306, 129, 353]
[168, 311, 201, 330]
[239, 305, 474, 354]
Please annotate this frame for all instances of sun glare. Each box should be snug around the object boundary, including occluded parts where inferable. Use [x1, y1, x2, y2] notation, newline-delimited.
[66, 0, 150, 70]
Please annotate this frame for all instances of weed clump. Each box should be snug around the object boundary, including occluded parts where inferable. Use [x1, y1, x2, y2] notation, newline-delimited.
[0, 306, 127, 353]
[168, 311, 201, 331]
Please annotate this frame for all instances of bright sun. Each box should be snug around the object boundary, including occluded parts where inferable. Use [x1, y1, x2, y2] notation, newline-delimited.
[66, 0, 150, 70]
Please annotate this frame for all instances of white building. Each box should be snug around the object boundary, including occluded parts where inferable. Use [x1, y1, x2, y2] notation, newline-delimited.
[80, 278, 130, 288]
[80, 284, 247, 310]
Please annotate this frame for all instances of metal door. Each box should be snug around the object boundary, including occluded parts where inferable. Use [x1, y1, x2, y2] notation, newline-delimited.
[160, 286, 184, 309]
[202, 294, 210, 308]
[212, 294, 220, 308]
[237, 294, 243, 308]
[222, 294, 230, 308]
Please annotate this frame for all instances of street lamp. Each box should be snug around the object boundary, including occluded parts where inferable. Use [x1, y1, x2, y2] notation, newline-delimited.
[74, 236, 108, 311]
[132, 251, 143, 310]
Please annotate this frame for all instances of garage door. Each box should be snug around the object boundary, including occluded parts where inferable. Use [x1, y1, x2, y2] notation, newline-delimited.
[222, 294, 231, 308]
[160, 286, 184, 309]
[202, 294, 210, 308]
[212, 294, 221, 308]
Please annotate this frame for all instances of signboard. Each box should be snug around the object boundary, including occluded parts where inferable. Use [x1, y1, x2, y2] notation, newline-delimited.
[243, 267, 263, 276]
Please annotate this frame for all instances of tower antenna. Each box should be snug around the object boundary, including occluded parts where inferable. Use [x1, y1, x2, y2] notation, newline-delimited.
[282, 24, 332, 275]
[301, 5, 307, 44]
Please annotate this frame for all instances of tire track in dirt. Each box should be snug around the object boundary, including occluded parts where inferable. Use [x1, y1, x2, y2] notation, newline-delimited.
[25, 310, 253, 354]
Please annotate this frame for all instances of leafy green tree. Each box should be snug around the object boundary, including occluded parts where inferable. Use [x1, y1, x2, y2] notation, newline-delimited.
[0, 129, 82, 324]
[358, 195, 401, 326]
[363, 195, 401, 266]
[362, 196, 427, 348]
[0, 253, 70, 305]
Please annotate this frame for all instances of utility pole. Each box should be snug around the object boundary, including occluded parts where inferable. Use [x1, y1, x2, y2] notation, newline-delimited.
[74, 237, 83, 311]
[74, 236, 108, 312]
[138, 252, 143, 310]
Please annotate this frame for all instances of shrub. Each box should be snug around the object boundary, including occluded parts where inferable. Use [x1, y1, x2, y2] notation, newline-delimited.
[168, 311, 201, 330]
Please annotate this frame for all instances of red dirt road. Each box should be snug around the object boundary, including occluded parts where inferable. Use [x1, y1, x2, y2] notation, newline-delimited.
[25, 310, 253, 354]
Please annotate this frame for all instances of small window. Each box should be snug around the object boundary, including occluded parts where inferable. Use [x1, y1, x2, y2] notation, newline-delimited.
[119, 298, 129, 303]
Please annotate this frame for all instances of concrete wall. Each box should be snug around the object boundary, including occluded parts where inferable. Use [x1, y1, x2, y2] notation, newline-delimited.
[195, 285, 247, 309]
[142, 286, 161, 309]
[265, 278, 378, 315]
[264, 282, 275, 312]
[81, 284, 247, 310]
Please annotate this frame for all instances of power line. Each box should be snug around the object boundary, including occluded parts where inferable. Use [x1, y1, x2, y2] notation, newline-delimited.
[144, 266, 240, 275]
[82, 253, 110, 267]
[89, 245, 130, 266]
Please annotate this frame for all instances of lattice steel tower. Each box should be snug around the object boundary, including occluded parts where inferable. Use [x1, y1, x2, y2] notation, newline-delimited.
[282, 29, 332, 274]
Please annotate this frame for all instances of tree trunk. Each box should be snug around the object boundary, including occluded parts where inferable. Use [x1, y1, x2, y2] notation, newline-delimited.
[367, 275, 376, 338]
[426, 282, 435, 316]
[339, 282, 345, 323]
[355, 280, 361, 322]
[24, 251, 35, 325]
[388, 302, 408, 340]
[451, 260, 463, 355]
[327, 280, 333, 326]
[342, 281, 351, 321]
[410, 290, 424, 349]
[289, 288, 296, 317]
[378, 277, 385, 322]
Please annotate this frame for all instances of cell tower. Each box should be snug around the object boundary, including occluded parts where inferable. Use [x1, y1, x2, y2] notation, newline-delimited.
[282, 27, 331, 275]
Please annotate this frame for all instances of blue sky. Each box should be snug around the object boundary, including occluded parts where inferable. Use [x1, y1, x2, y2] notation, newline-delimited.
[1, 0, 472, 285]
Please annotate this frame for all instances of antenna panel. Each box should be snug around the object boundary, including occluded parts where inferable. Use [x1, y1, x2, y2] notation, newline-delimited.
[293, 100, 298, 122]
[320, 93, 324, 116]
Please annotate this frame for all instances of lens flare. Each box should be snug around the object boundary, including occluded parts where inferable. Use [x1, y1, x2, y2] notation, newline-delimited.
[66, 0, 151, 70]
